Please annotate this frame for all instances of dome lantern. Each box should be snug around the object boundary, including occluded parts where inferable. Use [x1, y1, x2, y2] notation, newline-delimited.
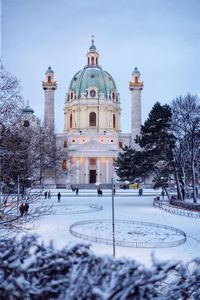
[22, 101, 34, 115]
[86, 36, 99, 67]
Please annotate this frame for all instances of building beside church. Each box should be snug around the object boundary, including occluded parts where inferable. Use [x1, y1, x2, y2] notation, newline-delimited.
[40, 39, 143, 187]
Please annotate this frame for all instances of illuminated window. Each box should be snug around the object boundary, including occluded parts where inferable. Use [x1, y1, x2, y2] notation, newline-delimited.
[113, 114, 116, 128]
[64, 140, 67, 148]
[62, 160, 67, 171]
[89, 112, 96, 126]
[70, 114, 72, 128]
[90, 158, 96, 165]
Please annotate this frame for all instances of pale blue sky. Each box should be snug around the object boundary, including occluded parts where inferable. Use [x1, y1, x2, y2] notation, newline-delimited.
[2, 0, 200, 133]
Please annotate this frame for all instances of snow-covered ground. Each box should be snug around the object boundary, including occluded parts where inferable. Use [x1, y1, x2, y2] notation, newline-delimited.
[31, 189, 200, 266]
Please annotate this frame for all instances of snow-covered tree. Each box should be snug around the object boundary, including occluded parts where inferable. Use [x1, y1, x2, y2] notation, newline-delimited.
[0, 66, 61, 233]
[171, 94, 200, 203]
[0, 63, 23, 127]
[0, 235, 200, 299]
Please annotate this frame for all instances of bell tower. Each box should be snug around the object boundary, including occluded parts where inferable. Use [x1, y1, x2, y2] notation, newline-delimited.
[43, 66, 57, 130]
[129, 67, 143, 147]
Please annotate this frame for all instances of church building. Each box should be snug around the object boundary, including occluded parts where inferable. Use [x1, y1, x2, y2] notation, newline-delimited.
[42, 38, 143, 187]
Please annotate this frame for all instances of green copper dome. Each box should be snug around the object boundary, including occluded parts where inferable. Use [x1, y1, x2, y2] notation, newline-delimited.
[22, 103, 34, 114]
[132, 67, 140, 76]
[46, 66, 54, 74]
[68, 66, 119, 101]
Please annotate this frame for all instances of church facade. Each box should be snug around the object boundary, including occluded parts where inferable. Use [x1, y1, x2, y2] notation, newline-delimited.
[42, 39, 143, 187]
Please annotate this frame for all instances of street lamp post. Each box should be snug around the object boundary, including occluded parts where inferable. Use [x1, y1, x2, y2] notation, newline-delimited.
[111, 177, 116, 257]
[17, 175, 20, 217]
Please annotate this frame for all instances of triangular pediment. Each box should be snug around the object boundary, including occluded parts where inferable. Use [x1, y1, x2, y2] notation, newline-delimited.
[69, 137, 117, 152]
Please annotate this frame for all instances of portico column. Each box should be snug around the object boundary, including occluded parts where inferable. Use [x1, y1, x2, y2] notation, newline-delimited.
[106, 157, 110, 183]
[76, 157, 80, 183]
[97, 157, 100, 183]
[85, 157, 89, 184]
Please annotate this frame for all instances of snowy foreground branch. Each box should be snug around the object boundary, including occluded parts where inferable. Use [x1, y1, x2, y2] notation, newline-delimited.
[0, 236, 200, 299]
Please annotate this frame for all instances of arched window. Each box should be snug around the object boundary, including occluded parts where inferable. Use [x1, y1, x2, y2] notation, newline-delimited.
[112, 92, 115, 100]
[62, 160, 67, 171]
[135, 76, 138, 83]
[48, 76, 51, 83]
[89, 112, 96, 126]
[70, 114, 73, 128]
[64, 140, 67, 148]
[90, 89, 96, 98]
[70, 92, 73, 100]
[113, 114, 116, 129]
[23, 120, 30, 127]
[91, 56, 94, 65]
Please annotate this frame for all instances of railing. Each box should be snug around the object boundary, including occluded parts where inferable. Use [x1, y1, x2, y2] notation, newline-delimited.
[154, 199, 200, 218]
[70, 219, 186, 248]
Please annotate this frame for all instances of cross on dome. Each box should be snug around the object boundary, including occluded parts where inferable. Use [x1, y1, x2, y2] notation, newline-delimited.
[87, 36, 99, 66]
[89, 35, 96, 51]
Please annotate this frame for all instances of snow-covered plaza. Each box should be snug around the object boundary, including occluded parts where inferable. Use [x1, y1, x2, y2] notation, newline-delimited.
[32, 189, 200, 265]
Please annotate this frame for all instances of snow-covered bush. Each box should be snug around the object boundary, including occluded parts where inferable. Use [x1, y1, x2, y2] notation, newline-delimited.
[0, 235, 200, 299]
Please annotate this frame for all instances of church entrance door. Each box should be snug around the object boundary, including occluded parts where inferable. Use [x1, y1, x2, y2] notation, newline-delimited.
[89, 170, 96, 183]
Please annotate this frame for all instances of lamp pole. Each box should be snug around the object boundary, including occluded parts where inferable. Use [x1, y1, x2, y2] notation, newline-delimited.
[111, 177, 116, 257]
[17, 175, 19, 217]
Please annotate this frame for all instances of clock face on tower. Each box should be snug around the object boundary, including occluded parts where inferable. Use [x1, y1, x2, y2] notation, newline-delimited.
[90, 90, 96, 97]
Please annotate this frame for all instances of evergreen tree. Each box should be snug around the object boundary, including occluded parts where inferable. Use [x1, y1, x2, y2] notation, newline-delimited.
[115, 102, 176, 193]
[114, 146, 145, 183]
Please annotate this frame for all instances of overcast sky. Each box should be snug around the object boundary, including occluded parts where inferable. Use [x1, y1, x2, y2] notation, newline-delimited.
[2, 0, 200, 133]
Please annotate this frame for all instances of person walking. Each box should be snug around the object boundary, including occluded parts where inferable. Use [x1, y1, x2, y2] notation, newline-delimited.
[138, 188, 143, 196]
[57, 192, 61, 202]
[48, 190, 51, 199]
[24, 203, 29, 215]
[76, 188, 79, 196]
[161, 190, 165, 200]
[44, 191, 47, 199]
[19, 203, 25, 216]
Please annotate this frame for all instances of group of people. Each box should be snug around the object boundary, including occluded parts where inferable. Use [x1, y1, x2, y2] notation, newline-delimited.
[19, 202, 29, 216]
[44, 190, 62, 201]
[44, 191, 51, 199]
